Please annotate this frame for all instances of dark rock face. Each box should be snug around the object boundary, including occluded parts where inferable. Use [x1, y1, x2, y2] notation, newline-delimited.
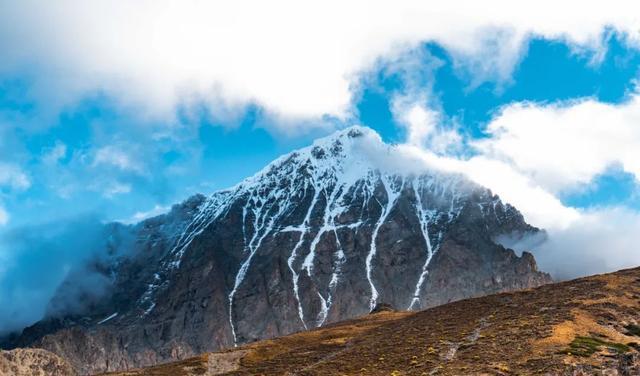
[9, 126, 551, 375]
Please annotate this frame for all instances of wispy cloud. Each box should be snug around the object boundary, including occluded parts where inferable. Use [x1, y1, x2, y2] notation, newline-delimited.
[0, 163, 30, 226]
[0, 205, 8, 226]
[121, 204, 170, 224]
[41, 142, 67, 165]
[0, 163, 30, 191]
[100, 181, 132, 198]
[93, 146, 145, 174]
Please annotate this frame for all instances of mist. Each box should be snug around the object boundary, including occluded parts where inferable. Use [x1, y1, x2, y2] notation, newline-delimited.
[0, 214, 128, 336]
[497, 207, 640, 281]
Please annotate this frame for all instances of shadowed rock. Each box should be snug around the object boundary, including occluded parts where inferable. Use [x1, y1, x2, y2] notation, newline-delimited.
[370, 303, 395, 314]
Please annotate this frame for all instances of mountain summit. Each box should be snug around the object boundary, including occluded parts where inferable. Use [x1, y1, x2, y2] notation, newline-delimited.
[9, 126, 550, 374]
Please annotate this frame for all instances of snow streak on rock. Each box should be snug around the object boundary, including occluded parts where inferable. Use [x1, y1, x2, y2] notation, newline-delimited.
[228, 169, 301, 345]
[409, 178, 436, 310]
[138, 193, 233, 316]
[366, 175, 404, 311]
[97, 312, 118, 325]
[407, 176, 466, 310]
[301, 180, 355, 326]
[285, 183, 319, 330]
[217, 127, 475, 327]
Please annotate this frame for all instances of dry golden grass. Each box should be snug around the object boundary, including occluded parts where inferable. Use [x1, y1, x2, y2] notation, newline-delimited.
[100, 267, 640, 376]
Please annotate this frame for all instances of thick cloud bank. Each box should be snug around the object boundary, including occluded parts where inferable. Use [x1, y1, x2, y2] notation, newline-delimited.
[1, 1, 639, 122]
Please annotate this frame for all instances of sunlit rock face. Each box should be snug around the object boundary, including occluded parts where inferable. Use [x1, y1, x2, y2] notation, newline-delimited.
[9, 126, 550, 375]
[0, 348, 77, 376]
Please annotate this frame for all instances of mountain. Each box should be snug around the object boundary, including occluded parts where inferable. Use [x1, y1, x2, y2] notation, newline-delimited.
[99, 266, 640, 376]
[7, 126, 550, 374]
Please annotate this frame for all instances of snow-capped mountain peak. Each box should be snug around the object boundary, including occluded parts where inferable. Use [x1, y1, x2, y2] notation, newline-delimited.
[13, 126, 550, 375]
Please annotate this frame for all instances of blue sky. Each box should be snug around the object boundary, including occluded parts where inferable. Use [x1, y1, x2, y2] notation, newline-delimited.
[3, 1, 640, 334]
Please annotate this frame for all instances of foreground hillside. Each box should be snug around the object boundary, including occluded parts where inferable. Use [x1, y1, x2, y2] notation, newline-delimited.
[101, 267, 640, 375]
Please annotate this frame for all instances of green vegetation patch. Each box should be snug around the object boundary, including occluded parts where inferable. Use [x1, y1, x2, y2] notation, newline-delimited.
[559, 336, 630, 357]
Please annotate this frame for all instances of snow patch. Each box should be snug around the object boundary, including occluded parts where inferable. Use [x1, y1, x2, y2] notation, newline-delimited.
[97, 312, 118, 325]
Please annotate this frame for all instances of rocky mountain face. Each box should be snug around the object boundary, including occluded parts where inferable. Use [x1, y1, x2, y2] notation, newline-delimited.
[7, 126, 550, 374]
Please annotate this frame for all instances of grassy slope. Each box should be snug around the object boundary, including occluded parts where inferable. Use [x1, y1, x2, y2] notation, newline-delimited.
[101, 267, 640, 375]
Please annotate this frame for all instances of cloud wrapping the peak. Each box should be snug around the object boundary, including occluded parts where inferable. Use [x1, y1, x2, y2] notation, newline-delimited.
[398, 145, 581, 230]
[1, 0, 639, 123]
[123, 204, 170, 224]
[395, 103, 463, 155]
[392, 92, 640, 280]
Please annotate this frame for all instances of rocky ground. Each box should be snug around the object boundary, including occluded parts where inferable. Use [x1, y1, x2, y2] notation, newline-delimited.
[100, 266, 640, 375]
[0, 348, 76, 376]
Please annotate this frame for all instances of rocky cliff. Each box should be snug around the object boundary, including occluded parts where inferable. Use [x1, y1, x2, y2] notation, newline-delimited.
[8, 126, 551, 374]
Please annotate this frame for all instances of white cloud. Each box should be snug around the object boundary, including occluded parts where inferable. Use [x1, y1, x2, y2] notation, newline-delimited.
[93, 146, 144, 174]
[398, 145, 580, 230]
[101, 182, 132, 198]
[1, 1, 639, 124]
[384, 49, 463, 156]
[0, 159, 30, 229]
[42, 142, 67, 165]
[0, 205, 8, 226]
[475, 96, 640, 193]
[395, 103, 463, 155]
[402, 105, 438, 146]
[534, 207, 640, 279]
[0, 163, 30, 191]
[122, 204, 170, 224]
[447, 27, 528, 90]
